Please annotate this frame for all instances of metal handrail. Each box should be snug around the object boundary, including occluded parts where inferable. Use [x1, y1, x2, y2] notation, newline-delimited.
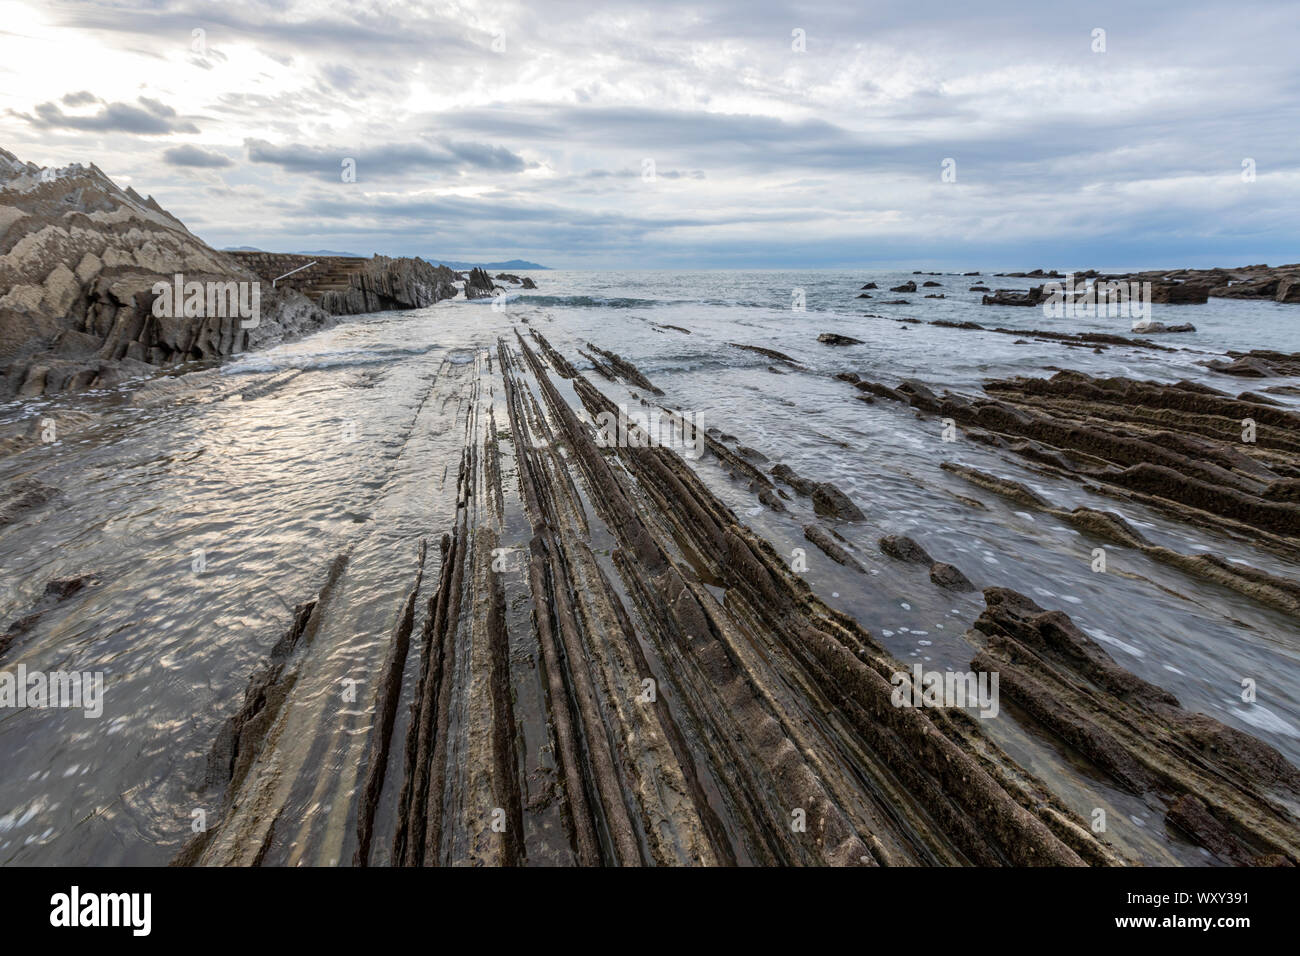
[271, 260, 318, 288]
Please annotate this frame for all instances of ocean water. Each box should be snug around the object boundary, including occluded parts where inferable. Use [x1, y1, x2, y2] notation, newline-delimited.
[1, 269, 1297, 864]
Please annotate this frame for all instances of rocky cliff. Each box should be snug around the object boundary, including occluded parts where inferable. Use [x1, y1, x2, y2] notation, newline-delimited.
[317, 255, 459, 315]
[0, 147, 335, 397]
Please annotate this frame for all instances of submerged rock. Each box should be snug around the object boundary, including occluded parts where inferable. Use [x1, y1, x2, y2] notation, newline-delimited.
[812, 482, 866, 521]
[929, 561, 974, 591]
[1132, 321, 1196, 333]
[879, 534, 932, 564]
[817, 333, 864, 346]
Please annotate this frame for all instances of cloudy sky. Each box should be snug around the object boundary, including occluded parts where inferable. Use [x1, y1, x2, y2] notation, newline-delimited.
[2, 0, 1297, 269]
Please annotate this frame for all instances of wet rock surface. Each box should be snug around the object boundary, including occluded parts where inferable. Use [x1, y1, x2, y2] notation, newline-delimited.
[164, 329, 1206, 867]
[969, 588, 1300, 863]
[7, 262, 1299, 869]
[850, 366, 1300, 552]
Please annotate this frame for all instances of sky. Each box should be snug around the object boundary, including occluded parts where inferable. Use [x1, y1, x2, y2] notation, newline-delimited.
[1, 0, 1297, 270]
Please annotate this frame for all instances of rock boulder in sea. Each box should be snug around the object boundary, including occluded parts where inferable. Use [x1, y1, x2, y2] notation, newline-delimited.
[929, 561, 974, 591]
[890, 280, 917, 293]
[817, 333, 864, 345]
[464, 266, 501, 300]
[1132, 321, 1196, 334]
[807, 482, 864, 520]
[981, 286, 1044, 306]
[1150, 282, 1210, 304]
[879, 534, 932, 564]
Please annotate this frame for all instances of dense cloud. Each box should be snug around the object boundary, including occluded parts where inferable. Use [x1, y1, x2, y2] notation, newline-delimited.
[0, 0, 1295, 268]
[163, 144, 235, 168]
[15, 96, 199, 135]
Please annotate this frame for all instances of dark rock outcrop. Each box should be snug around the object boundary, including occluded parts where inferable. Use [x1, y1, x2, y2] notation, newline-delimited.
[1150, 282, 1209, 304]
[970, 588, 1300, 864]
[879, 534, 932, 564]
[929, 561, 974, 591]
[812, 482, 866, 521]
[890, 281, 917, 293]
[464, 267, 500, 300]
[982, 287, 1044, 306]
[817, 333, 864, 346]
[317, 256, 458, 315]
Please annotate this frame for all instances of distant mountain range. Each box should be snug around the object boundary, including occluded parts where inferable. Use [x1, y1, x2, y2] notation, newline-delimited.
[428, 257, 551, 271]
[222, 247, 549, 270]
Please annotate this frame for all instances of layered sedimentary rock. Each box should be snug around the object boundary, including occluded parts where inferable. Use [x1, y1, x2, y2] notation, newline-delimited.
[970, 588, 1299, 864]
[850, 368, 1300, 552]
[153, 323, 1300, 867]
[316, 255, 458, 315]
[0, 148, 337, 396]
[463, 266, 501, 300]
[178, 331, 1159, 867]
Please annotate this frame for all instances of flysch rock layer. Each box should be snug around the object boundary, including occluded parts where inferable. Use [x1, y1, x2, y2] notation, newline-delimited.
[0, 148, 463, 396]
[178, 330, 1295, 867]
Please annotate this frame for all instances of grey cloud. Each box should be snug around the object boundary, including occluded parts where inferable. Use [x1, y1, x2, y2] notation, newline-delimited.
[245, 138, 531, 179]
[61, 90, 98, 106]
[163, 144, 234, 168]
[18, 96, 199, 134]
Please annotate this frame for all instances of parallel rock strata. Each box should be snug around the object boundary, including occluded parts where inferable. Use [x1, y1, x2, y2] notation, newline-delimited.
[849, 368, 1300, 554]
[0, 148, 335, 396]
[970, 588, 1300, 863]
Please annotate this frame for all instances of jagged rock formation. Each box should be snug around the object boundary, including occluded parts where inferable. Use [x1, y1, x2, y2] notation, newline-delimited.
[986, 264, 1300, 304]
[316, 255, 458, 315]
[464, 266, 500, 300]
[0, 147, 334, 396]
[177, 331, 1149, 867]
[970, 588, 1300, 864]
[844, 367, 1300, 558]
